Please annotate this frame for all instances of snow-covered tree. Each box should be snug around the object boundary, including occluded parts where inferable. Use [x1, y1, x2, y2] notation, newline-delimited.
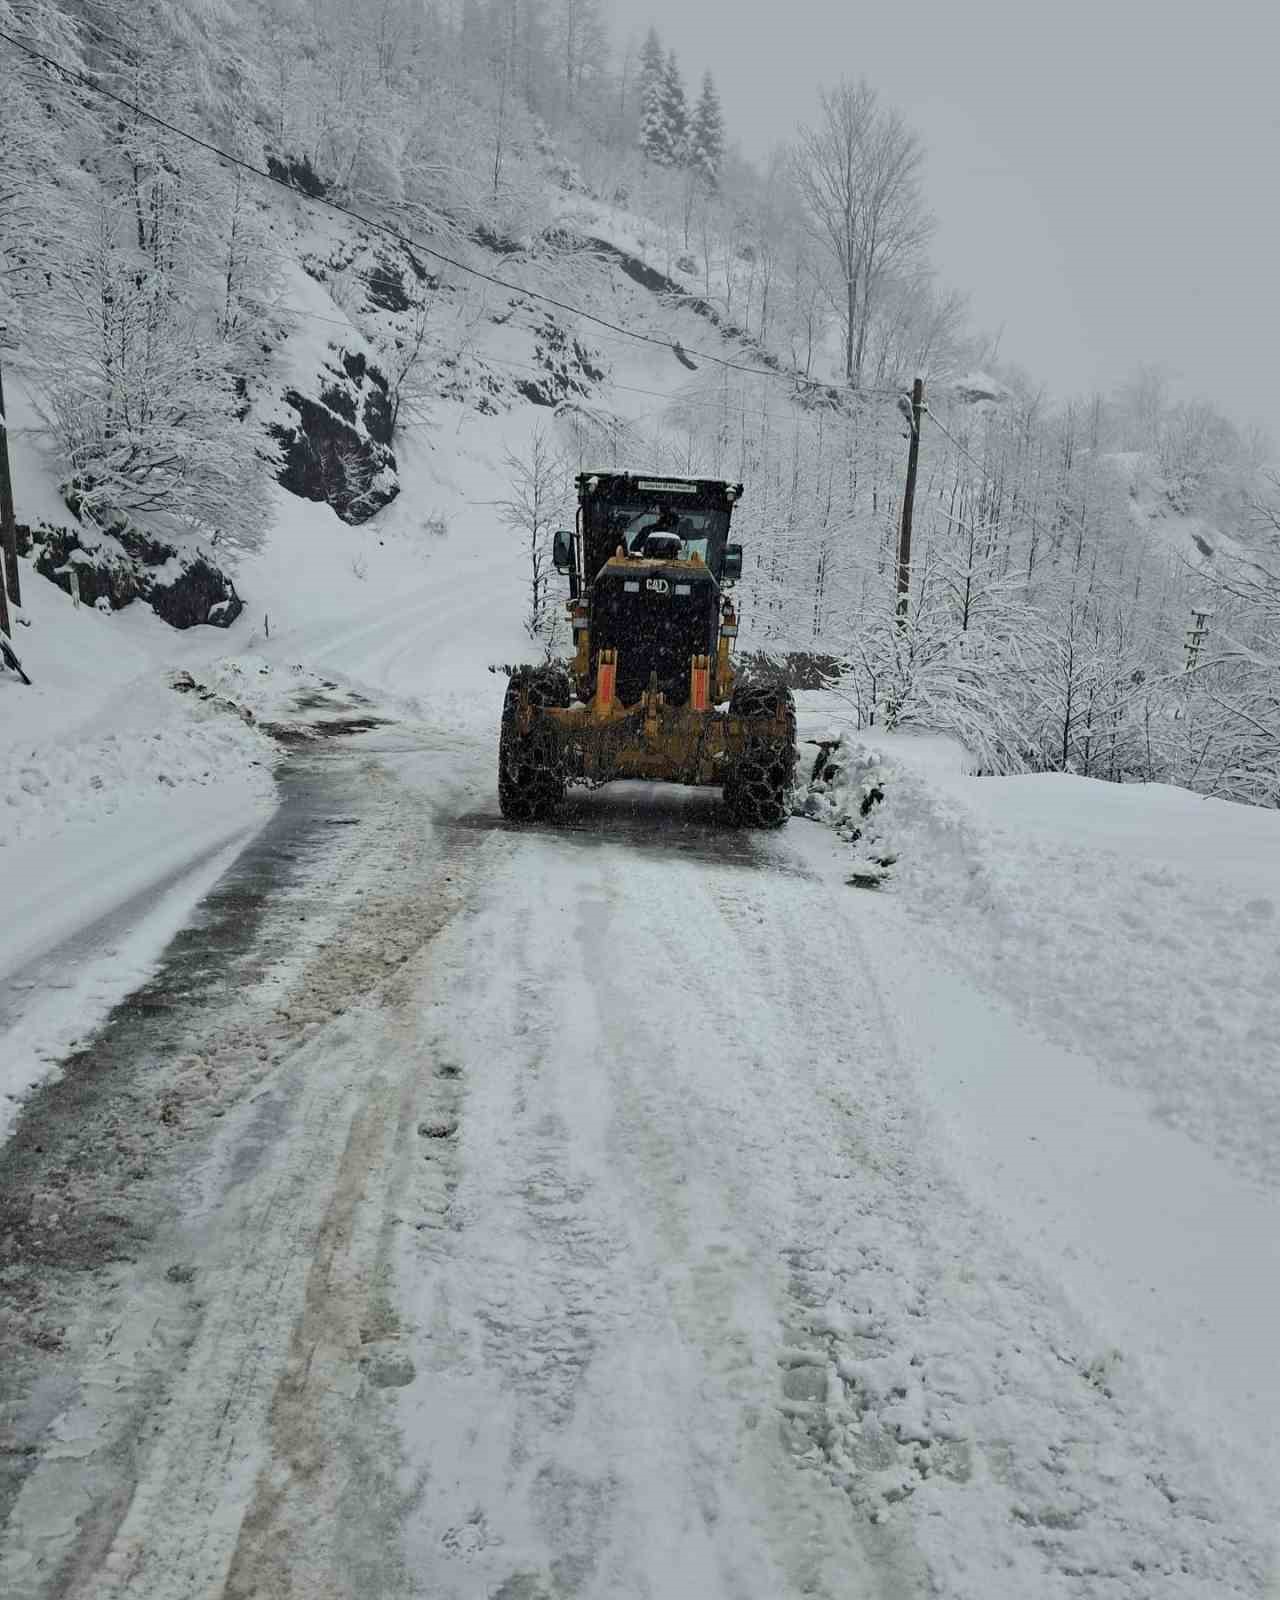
[688, 71, 725, 188]
[19, 147, 269, 549]
[662, 50, 689, 165]
[0, 0, 90, 336]
[638, 27, 668, 162]
[1182, 472, 1280, 803]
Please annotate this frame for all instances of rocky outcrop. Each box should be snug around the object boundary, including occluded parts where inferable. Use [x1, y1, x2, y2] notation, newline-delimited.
[738, 649, 845, 691]
[269, 347, 400, 524]
[265, 153, 328, 198]
[30, 519, 242, 629]
[578, 235, 788, 380]
[511, 311, 606, 408]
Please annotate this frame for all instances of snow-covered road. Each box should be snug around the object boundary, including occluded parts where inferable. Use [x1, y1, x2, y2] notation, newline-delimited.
[3, 716, 1273, 1599]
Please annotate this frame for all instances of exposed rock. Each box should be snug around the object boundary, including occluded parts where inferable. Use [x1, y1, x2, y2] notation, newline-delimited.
[265, 152, 327, 198]
[511, 312, 604, 408]
[270, 345, 399, 525]
[30, 520, 243, 629]
[151, 554, 242, 630]
[949, 371, 1010, 407]
[319, 382, 357, 423]
[471, 223, 524, 256]
[34, 525, 143, 610]
[577, 234, 786, 378]
[583, 236, 679, 295]
[363, 254, 412, 312]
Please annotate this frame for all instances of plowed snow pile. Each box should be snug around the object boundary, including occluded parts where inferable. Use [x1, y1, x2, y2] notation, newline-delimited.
[789, 712, 1280, 1562]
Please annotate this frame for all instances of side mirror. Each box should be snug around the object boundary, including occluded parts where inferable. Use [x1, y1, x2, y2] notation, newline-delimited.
[552, 529, 573, 573]
[722, 543, 743, 583]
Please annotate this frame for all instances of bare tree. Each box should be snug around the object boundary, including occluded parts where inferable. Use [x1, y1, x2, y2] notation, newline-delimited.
[555, 0, 605, 116]
[1182, 470, 1280, 802]
[377, 299, 436, 437]
[792, 80, 933, 386]
[491, 0, 518, 197]
[500, 426, 570, 650]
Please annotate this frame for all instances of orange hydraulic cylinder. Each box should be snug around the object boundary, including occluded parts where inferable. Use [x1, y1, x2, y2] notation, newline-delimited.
[690, 655, 711, 712]
[597, 650, 617, 710]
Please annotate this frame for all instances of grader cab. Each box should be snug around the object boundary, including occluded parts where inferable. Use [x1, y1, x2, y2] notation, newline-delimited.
[497, 472, 796, 826]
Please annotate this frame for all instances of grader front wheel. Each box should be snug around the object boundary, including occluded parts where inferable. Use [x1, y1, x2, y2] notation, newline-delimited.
[498, 667, 570, 821]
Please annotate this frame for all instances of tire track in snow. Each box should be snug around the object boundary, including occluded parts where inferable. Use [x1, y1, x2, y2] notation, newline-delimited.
[391, 837, 876, 1599]
[0, 750, 495, 1600]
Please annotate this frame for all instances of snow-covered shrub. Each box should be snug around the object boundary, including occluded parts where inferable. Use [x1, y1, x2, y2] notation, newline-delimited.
[795, 735, 888, 836]
[794, 734, 900, 883]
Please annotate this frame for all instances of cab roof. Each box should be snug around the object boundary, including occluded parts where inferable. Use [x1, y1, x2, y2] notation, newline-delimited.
[576, 472, 744, 505]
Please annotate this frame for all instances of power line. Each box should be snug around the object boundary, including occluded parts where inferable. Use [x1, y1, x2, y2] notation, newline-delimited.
[923, 402, 1148, 613]
[925, 402, 1063, 562]
[924, 402, 1064, 556]
[258, 297, 813, 432]
[0, 23, 907, 407]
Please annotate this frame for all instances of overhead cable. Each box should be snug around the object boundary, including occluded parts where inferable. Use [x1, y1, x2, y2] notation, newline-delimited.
[0, 24, 907, 405]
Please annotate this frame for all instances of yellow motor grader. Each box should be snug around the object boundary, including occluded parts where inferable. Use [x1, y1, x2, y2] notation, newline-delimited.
[498, 472, 796, 826]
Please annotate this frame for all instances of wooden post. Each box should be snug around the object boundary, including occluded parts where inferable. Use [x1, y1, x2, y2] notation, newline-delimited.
[0, 354, 21, 609]
[895, 377, 924, 628]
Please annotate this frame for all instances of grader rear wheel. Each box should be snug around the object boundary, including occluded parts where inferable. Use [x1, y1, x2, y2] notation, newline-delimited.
[498, 666, 571, 821]
[723, 681, 797, 829]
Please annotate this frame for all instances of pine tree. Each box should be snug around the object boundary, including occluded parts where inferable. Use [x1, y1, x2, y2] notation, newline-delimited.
[662, 50, 688, 165]
[689, 70, 725, 187]
[638, 27, 668, 162]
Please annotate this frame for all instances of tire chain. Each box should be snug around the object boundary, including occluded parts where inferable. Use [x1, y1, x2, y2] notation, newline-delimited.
[723, 680, 798, 829]
[498, 671, 798, 827]
[498, 665, 571, 821]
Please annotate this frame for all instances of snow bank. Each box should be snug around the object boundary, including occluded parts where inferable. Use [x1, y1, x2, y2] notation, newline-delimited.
[793, 705, 1280, 1189]
[788, 707, 1280, 1530]
[0, 530, 276, 1147]
[2, 551, 276, 841]
[887, 758, 1280, 1189]
[798, 712, 1280, 1183]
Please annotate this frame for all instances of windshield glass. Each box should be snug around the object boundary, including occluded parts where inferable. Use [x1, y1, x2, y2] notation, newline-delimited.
[591, 497, 730, 572]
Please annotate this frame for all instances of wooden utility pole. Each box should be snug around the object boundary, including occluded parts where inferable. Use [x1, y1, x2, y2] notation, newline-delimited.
[895, 376, 924, 627]
[0, 351, 21, 615]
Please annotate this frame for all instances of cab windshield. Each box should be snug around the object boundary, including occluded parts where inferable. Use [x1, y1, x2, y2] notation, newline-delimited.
[592, 498, 730, 573]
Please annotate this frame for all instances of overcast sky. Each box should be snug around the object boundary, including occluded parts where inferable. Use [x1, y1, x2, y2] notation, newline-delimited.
[611, 0, 1279, 446]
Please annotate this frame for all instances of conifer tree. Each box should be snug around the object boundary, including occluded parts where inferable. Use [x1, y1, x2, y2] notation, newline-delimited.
[638, 27, 668, 162]
[662, 49, 689, 164]
[689, 70, 725, 187]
